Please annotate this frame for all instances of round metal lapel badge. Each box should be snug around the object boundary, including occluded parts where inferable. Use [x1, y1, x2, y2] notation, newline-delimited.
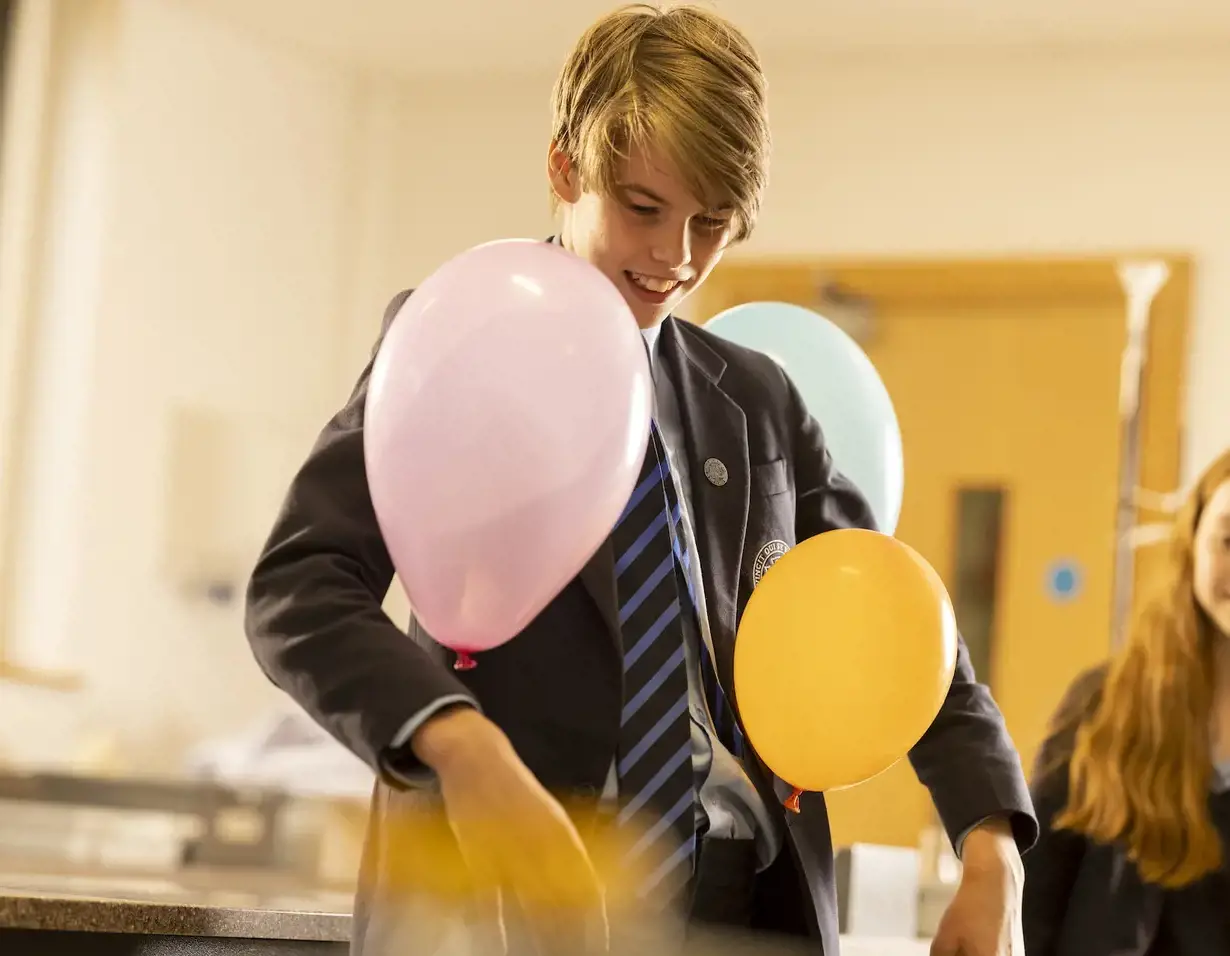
[752, 539, 789, 586]
[703, 457, 728, 487]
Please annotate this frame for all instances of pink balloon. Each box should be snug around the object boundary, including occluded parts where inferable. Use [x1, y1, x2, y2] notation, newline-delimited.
[364, 239, 651, 667]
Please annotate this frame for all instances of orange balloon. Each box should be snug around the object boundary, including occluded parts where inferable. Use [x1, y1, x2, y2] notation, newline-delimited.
[733, 528, 958, 808]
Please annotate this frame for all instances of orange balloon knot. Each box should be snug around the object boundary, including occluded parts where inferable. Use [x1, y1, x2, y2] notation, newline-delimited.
[784, 788, 803, 814]
[453, 651, 477, 672]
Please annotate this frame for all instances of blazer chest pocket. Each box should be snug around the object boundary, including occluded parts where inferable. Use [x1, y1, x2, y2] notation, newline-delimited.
[752, 458, 791, 498]
[744, 459, 796, 595]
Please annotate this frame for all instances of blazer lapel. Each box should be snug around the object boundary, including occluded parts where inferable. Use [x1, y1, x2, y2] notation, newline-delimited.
[659, 317, 750, 695]
[578, 541, 620, 654]
[574, 313, 752, 671]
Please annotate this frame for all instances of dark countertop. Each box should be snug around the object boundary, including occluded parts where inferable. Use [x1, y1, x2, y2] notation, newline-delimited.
[0, 869, 352, 941]
[0, 891, 350, 941]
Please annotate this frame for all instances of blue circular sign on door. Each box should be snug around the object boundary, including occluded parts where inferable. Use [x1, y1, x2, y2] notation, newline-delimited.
[1046, 560, 1083, 602]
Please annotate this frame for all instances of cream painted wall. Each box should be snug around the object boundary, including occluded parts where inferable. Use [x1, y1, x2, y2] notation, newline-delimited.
[1, 0, 371, 768]
[1, 0, 1226, 772]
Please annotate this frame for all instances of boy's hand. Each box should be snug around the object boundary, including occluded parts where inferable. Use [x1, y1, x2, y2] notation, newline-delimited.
[414, 707, 609, 954]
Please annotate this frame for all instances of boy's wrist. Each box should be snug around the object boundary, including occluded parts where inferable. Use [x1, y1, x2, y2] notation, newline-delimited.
[408, 704, 504, 777]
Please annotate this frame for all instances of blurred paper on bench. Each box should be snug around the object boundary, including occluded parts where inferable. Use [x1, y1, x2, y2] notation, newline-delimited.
[183, 707, 374, 798]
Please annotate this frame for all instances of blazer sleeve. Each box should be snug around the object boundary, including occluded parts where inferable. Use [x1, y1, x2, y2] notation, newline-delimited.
[244, 290, 479, 779]
[1021, 666, 1105, 956]
[782, 368, 1038, 854]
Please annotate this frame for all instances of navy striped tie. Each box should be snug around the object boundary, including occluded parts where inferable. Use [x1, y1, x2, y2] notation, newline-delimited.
[612, 423, 696, 902]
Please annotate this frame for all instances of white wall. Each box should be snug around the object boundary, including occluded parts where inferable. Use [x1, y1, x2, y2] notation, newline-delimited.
[2, 0, 1227, 772]
[1, 0, 371, 769]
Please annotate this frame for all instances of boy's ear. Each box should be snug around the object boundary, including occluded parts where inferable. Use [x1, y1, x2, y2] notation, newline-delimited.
[547, 143, 581, 204]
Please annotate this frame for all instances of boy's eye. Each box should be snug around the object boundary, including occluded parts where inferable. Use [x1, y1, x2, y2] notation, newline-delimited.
[625, 202, 729, 232]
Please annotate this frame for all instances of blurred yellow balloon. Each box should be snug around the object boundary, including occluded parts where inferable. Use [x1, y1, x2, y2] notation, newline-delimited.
[733, 528, 958, 808]
[379, 800, 662, 909]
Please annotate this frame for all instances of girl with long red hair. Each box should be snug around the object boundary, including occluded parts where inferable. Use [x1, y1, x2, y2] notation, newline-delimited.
[1023, 448, 1230, 955]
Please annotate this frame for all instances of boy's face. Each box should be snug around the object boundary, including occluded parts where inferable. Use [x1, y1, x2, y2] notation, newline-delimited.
[549, 142, 735, 329]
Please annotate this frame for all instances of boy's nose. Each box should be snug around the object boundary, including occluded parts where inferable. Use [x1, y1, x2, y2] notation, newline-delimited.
[651, 226, 692, 271]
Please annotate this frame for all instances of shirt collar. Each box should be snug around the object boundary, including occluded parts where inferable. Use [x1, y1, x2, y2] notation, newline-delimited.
[641, 322, 662, 361]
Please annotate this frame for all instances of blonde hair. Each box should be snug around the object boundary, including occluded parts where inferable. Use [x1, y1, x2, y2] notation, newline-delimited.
[1052, 448, 1230, 887]
[550, 3, 770, 241]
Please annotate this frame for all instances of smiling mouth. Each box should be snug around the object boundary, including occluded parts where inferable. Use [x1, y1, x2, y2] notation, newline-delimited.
[627, 271, 685, 295]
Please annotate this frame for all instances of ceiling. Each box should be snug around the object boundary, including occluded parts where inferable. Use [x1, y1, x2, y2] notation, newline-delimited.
[178, 0, 1230, 77]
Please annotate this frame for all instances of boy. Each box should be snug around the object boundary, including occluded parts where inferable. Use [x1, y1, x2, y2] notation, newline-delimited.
[246, 5, 1036, 954]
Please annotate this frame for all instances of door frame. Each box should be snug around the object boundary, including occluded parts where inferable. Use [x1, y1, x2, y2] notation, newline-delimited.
[691, 253, 1193, 619]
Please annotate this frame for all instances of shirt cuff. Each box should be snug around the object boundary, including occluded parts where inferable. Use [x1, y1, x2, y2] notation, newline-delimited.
[953, 814, 1002, 859]
[380, 694, 479, 788]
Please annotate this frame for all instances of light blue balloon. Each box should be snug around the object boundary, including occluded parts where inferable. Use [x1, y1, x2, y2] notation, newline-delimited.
[705, 301, 904, 534]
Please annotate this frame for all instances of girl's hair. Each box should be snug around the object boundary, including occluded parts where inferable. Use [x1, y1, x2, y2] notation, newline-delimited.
[1051, 448, 1230, 887]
